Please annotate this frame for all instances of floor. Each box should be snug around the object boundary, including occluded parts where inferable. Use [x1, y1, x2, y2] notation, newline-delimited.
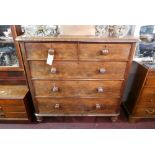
[0, 108, 155, 129]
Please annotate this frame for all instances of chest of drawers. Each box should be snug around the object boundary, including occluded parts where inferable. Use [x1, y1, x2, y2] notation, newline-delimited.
[17, 36, 137, 122]
[0, 85, 32, 122]
[123, 61, 155, 122]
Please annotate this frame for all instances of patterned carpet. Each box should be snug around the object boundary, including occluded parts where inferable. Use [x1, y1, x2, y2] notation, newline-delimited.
[0, 108, 155, 129]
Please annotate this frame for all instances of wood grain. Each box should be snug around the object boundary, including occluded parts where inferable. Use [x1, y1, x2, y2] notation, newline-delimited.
[79, 43, 131, 60]
[33, 80, 122, 98]
[37, 98, 120, 114]
[29, 61, 127, 79]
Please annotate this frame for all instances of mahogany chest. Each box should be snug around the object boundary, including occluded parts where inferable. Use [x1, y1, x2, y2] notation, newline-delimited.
[17, 36, 137, 122]
[123, 61, 155, 122]
[0, 85, 32, 122]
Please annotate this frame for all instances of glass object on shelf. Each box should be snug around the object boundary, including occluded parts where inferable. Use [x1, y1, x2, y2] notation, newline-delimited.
[0, 25, 19, 67]
[21, 25, 60, 37]
[95, 25, 133, 37]
[135, 25, 155, 62]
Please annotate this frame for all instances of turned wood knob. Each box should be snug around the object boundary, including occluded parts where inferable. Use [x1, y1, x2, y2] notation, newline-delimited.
[52, 86, 59, 92]
[145, 108, 155, 114]
[100, 49, 109, 55]
[54, 103, 60, 109]
[48, 48, 55, 55]
[51, 67, 57, 74]
[96, 103, 101, 109]
[99, 68, 106, 74]
[97, 87, 104, 93]
[0, 112, 5, 117]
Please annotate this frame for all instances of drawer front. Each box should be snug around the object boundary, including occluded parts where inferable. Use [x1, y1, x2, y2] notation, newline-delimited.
[145, 78, 155, 87]
[33, 80, 122, 97]
[0, 99, 24, 106]
[0, 105, 26, 113]
[29, 61, 126, 79]
[0, 112, 27, 118]
[147, 71, 155, 78]
[140, 87, 155, 101]
[25, 43, 77, 60]
[134, 107, 155, 117]
[36, 98, 120, 114]
[79, 43, 131, 60]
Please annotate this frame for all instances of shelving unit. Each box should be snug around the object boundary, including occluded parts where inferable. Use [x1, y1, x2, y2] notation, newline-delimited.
[0, 25, 26, 84]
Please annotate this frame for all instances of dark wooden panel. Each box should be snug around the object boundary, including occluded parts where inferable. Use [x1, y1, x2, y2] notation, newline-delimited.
[0, 71, 26, 84]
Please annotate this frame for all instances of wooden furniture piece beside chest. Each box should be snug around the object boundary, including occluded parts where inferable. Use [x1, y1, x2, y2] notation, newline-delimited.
[123, 61, 155, 122]
[0, 25, 26, 84]
[17, 36, 137, 122]
[0, 25, 33, 122]
[0, 85, 32, 122]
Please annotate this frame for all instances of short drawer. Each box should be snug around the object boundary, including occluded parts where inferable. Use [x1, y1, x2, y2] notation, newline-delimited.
[33, 80, 122, 98]
[29, 61, 127, 79]
[0, 112, 27, 118]
[0, 105, 26, 113]
[79, 43, 131, 60]
[145, 78, 155, 87]
[25, 43, 78, 60]
[134, 107, 155, 117]
[0, 99, 24, 106]
[147, 71, 155, 78]
[140, 87, 155, 101]
[137, 98, 155, 107]
[36, 98, 120, 114]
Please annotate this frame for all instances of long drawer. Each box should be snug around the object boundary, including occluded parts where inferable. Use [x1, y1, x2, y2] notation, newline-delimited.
[36, 98, 120, 114]
[25, 42, 131, 60]
[29, 61, 127, 79]
[33, 80, 122, 97]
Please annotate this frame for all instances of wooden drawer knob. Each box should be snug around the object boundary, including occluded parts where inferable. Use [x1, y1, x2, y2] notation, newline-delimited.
[54, 103, 60, 109]
[99, 68, 106, 74]
[52, 86, 59, 92]
[51, 67, 57, 74]
[100, 49, 109, 55]
[0, 112, 5, 118]
[96, 104, 101, 109]
[97, 87, 104, 93]
[48, 49, 55, 55]
[145, 108, 155, 114]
